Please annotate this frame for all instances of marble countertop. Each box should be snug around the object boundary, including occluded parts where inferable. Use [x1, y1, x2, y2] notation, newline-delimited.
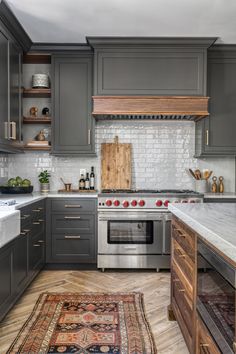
[169, 203, 236, 266]
[0, 191, 98, 209]
[204, 192, 236, 199]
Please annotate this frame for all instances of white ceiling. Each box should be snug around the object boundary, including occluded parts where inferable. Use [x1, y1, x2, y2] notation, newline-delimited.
[7, 0, 236, 44]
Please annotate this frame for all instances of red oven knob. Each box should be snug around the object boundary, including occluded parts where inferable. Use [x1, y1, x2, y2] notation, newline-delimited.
[139, 200, 145, 207]
[164, 200, 170, 207]
[106, 200, 112, 207]
[123, 200, 129, 208]
[131, 200, 137, 207]
[113, 200, 120, 206]
[189, 199, 196, 203]
[156, 200, 163, 207]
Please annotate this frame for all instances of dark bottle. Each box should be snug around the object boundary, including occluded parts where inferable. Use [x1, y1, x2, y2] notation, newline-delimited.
[85, 173, 90, 190]
[79, 174, 85, 190]
[90, 167, 95, 190]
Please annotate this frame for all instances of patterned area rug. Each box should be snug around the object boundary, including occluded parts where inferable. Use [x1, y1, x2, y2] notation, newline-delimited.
[7, 292, 157, 354]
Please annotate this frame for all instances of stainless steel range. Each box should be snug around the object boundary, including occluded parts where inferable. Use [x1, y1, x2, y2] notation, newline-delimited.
[98, 189, 203, 271]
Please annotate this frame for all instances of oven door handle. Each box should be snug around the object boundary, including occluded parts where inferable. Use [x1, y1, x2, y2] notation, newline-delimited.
[98, 215, 163, 221]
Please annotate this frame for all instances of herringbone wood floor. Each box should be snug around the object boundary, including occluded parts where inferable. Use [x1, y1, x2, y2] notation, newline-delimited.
[0, 270, 189, 354]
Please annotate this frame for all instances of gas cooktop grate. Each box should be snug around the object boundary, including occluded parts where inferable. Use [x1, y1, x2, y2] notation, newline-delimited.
[101, 189, 200, 194]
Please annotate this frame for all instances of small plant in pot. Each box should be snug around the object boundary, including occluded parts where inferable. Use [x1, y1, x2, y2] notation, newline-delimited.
[38, 170, 51, 193]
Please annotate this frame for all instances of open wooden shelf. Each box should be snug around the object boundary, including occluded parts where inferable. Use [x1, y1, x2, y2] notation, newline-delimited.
[23, 54, 51, 64]
[23, 117, 51, 124]
[23, 88, 51, 98]
[24, 145, 51, 151]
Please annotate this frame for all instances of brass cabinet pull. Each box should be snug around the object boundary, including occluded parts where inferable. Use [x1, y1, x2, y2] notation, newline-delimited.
[33, 244, 41, 247]
[178, 289, 185, 293]
[178, 254, 186, 258]
[38, 219, 44, 222]
[64, 216, 81, 219]
[64, 235, 81, 239]
[32, 209, 40, 212]
[23, 229, 30, 232]
[21, 214, 30, 220]
[65, 205, 81, 208]
[38, 240, 44, 243]
[21, 229, 30, 235]
[200, 343, 209, 347]
[20, 231, 26, 235]
[173, 278, 180, 283]
[88, 129, 91, 145]
[205, 129, 209, 146]
[33, 222, 40, 225]
[38, 207, 43, 210]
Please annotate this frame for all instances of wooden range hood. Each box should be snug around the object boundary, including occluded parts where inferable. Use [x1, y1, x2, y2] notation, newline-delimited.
[92, 96, 209, 121]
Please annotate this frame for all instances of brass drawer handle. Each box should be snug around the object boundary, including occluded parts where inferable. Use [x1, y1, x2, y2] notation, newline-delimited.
[64, 235, 81, 239]
[178, 289, 185, 293]
[173, 278, 180, 283]
[32, 209, 40, 212]
[65, 205, 81, 208]
[38, 219, 44, 222]
[21, 214, 30, 220]
[33, 222, 40, 225]
[200, 343, 209, 347]
[178, 254, 186, 258]
[38, 240, 44, 243]
[33, 244, 41, 247]
[205, 129, 209, 146]
[64, 216, 81, 219]
[38, 207, 43, 210]
[20, 231, 26, 235]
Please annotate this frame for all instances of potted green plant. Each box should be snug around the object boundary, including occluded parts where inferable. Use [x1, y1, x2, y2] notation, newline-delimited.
[38, 170, 51, 193]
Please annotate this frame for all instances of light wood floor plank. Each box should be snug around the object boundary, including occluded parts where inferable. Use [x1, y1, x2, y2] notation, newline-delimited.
[0, 270, 189, 354]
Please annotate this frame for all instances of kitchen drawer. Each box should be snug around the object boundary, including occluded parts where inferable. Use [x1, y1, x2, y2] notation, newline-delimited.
[172, 218, 196, 261]
[197, 315, 221, 354]
[29, 231, 45, 274]
[172, 266, 194, 335]
[173, 238, 194, 286]
[52, 234, 95, 263]
[51, 199, 96, 213]
[52, 214, 95, 234]
[172, 258, 193, 303]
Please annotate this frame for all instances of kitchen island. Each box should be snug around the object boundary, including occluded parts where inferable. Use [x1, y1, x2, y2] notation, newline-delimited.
[168, 203, 236, 354]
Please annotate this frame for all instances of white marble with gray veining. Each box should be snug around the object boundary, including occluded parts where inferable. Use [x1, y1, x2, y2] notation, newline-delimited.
[0, 209, 20, 248]
[169, 203, 236, 265]
[204, 192, 236, 199]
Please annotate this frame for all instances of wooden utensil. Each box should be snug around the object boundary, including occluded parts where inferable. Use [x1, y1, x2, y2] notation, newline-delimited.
[194, 169, 201, 180]
[189, 169, 197, 179]
[101, 136, 131, 190]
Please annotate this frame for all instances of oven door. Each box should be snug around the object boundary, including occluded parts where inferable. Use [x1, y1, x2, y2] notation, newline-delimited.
[98, 211, 164, 254]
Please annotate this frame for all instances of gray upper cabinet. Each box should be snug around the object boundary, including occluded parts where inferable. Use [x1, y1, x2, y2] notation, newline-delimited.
[87, 37, 216, 96]
[52, 52, 95, 155]
[195, 46, 236, 156]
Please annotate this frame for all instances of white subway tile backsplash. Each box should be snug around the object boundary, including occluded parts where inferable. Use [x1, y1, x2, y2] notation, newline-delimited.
[4, 120, 236, 192]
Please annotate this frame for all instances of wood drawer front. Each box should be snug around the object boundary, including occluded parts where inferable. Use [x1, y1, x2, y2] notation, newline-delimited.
[52, 214, 95, 234]
[172, 220, 196, 260]
[173, 239, 194, 285]
[197, 315, 221, 354]
[172, 261, 193, 306]
[51, 199, 96, 213]
[52, 234, 95, 262]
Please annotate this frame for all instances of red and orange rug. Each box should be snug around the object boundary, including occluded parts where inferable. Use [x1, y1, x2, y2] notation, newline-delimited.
[7, 292, 157, 354]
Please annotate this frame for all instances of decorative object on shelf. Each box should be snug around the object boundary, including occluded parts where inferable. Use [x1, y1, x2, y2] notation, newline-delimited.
[29, 106, 38, 117]
[195, 179, 207, 193]
[38, 170, 51, 193]
[35, 130, 46, 141]
[32, 74, 49, 88]
[42, 107, 50, 116]
[219, 176, 224, 193]
[211, 176, 218, 193]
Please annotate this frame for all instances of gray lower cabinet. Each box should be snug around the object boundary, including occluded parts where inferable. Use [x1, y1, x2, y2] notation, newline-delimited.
[52, 53, 95, 156]
[46, 198, 97, 264]
[0, 200, 45, 321]
[195, 46, 236, 156]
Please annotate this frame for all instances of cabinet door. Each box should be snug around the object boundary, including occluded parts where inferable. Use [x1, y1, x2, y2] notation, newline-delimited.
[52, 55, 95, 155]
[195, 52, 236, 156]
[28, 231, 45, 276]
[12, 233, 28, 294]
[9, 40, 21, 144]
[0, 245, 12, 318]
[0, 29, 8, 143]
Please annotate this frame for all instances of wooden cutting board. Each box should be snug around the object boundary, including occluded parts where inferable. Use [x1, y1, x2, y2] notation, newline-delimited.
[101, 136, 131, 190]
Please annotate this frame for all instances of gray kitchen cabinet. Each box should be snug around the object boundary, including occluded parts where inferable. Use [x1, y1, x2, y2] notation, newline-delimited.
[0, 199, 46, 321]
[46, 198, 97, 264]
[52, 52, 95, 155]
[88, 37, 216, 96]
[195, 46, 236, 156]
[0, 25, 22, 153]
